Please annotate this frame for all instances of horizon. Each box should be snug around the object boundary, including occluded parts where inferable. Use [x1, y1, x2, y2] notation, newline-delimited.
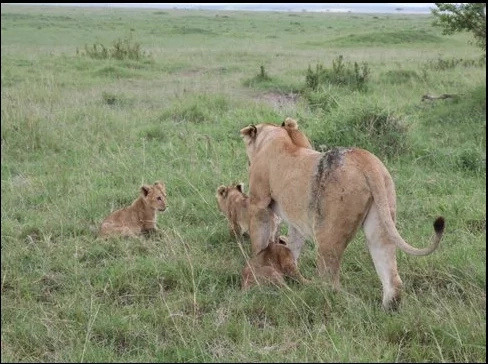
[5, 3, 436, 14]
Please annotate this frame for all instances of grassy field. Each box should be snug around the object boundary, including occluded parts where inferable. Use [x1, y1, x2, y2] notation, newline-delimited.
[1, 4, 486, 362]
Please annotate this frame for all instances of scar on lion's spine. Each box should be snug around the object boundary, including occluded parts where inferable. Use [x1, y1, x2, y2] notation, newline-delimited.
[310, 147, 351, 216]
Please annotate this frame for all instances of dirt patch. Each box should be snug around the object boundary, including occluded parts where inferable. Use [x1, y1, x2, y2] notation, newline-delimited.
[256, 92, 300, 110]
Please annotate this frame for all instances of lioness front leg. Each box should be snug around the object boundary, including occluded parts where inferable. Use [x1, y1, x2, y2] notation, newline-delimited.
[287, 225, 306, 263]
[249, 205, 274, 256]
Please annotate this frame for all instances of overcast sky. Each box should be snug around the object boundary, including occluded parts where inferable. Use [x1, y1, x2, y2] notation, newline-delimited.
[13, 3, 437, 12]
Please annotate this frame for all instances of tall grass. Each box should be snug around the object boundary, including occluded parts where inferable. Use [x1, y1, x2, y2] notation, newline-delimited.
[1, 4, 486, 362]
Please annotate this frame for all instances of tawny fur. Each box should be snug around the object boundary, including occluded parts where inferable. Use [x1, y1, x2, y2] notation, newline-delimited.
[216, 183, 281, 240]
[240, 117, 445, 310]
[216, 183, 250, 237]
[99, 181, 167, 238]
[241, 236, 309, 290]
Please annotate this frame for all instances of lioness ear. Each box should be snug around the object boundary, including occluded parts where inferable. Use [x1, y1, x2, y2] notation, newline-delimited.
[239, 124, 257, 141]
[278, 236, 288, 245]
[282, 117, 298, 130]
[141, 184, 151, 197]
[217, 185, 227, 198]
[236, 183, 244, 193]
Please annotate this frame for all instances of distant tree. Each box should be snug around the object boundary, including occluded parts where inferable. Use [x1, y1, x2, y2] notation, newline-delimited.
[432, 3, 486, 52]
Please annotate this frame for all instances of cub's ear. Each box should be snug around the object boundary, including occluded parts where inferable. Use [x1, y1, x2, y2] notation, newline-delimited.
[141, 184, 151, 197]
[217, 185, 228, 198]
[154, 180, 165, 189]
[154, 181, 166, 194]
[239, 124, 257, 141]
[236, 183, 244, 193]
[282, 117, 298, 129]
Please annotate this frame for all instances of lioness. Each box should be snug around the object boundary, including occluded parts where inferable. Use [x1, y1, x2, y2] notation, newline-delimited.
[240, 117, 445, 309]
[99, 181, 167, 238]
[216, 183, 281, 240]
[241, 236, 309, 290]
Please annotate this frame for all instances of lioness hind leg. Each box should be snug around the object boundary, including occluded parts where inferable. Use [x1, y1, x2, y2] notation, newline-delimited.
[315, 212, 363, 290]
[363, 204, 403, 310]
[315, 229, 348, 291]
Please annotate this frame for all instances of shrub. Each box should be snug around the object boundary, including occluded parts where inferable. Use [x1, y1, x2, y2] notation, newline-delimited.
[305, 55, 370, 91]
[425, 56, 486, 71]
[78, 36, 149, 61]
[243, 65, 271, 87]
[308, 103, 409, 158]
[456, 149, 486, 174]
[303, 87, 339, 112]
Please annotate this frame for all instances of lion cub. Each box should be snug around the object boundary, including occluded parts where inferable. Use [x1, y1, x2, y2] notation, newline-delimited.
[216, 183, 281, 240]
[241, 236, 309, 290]
[99, 181, 167, 238]
[216, 183, 250, 237]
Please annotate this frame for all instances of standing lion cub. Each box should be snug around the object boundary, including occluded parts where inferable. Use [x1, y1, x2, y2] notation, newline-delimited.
[216, 183, 250, 237]
[99, 181, 167, 238]
[216, 183, 281, 240]
[241, 236, 309, 290]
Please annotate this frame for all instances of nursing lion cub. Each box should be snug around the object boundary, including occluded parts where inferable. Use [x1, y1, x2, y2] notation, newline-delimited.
[240, 117, 445, 310]
[241, 236, 309, 290]
[99, 181, 167, 238]
[216, 183, 281, 240]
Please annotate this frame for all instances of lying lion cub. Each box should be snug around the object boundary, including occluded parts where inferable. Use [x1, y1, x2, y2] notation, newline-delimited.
[99, 181, 167, 238]
[242, 236, 309, 290]
[216, 183, 281, 240]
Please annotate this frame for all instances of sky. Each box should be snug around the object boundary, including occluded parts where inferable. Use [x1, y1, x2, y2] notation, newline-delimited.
[11, 3, 437, 13]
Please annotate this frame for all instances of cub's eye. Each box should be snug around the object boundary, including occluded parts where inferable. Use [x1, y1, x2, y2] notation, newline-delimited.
[157, 196, 163, 201]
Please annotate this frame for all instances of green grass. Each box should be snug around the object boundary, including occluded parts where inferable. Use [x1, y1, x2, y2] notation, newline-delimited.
[1, 4, 486, 362]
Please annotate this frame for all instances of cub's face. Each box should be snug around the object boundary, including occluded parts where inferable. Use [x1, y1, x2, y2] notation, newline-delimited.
[141, 181, 167, 211]
[216, 183, 245, 213]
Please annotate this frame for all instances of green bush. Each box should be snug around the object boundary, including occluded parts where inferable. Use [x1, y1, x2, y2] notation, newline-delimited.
[308, 103, 409, 158]
[425, 56, 486, 71]
[456, 149, 486, 174]
[78, 36, 149, 61]
[303, 87, 339, 112]
[305, 55, 370, 91]
[243, 65, 271, 87]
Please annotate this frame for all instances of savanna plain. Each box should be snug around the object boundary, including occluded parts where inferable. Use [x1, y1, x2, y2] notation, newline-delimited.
[1, 4, 486, 362]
